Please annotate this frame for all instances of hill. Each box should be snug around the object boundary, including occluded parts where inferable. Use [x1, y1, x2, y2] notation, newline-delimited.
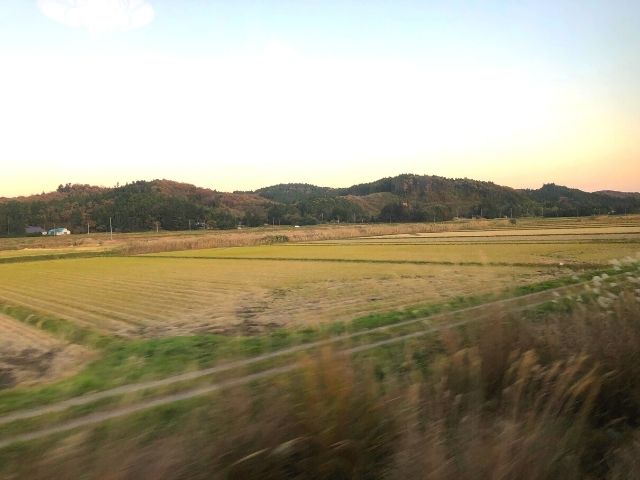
[0, 180, 272, 234]
[1, 175, 638, 235]
[595, 190, 640, 199]
[253, 183, 340, 203]
[522, 183, 640, 216]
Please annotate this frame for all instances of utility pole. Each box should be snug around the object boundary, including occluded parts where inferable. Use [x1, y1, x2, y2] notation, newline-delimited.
[87, 223, 90, 235]
[109, 217, 113, 241]
[188, 219, 191, 231]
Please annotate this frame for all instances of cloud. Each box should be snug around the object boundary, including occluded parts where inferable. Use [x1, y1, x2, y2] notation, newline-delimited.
[37, 0, 154, 33]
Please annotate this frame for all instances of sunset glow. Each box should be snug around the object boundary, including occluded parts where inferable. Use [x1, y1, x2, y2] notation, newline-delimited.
[0, 1, 638, 196]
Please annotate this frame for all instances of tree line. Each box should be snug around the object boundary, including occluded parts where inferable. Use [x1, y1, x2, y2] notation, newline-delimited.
[1, 176, 638, 235]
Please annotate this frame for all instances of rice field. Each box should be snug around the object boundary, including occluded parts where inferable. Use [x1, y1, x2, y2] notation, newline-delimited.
[151, 242, 640, 266]
[0, 257, 557, 337]
[0, 216, 637, 383]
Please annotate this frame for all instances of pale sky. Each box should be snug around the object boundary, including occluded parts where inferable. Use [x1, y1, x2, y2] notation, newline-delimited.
[1, 0, 639, 197]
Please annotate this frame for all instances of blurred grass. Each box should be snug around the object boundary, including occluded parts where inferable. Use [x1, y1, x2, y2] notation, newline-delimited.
[2, 279, 639, 479]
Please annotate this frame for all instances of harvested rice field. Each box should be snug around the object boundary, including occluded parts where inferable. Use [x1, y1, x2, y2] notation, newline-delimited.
[0, 257, 559, 337]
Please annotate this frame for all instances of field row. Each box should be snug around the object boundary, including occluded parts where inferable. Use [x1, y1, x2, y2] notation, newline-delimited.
[151, 242, 640, 266]
[0, 314, 91, 386]
[368, 225, 640, 238]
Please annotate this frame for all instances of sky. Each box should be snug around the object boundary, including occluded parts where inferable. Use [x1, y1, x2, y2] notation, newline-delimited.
[0, 0, 639, 197]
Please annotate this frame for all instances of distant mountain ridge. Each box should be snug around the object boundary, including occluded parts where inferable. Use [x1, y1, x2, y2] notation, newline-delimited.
[0, 175, 638, 234]
[595, 190, 640, 199]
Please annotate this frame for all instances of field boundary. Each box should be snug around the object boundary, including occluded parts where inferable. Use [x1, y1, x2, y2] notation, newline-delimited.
[138, 255, 602, 269]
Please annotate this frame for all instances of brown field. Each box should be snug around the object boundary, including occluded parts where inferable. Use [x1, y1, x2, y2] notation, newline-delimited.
[0, 314, 92, 387]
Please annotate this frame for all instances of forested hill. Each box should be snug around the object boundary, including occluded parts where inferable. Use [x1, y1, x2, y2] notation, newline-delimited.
[1, 175, 638, 234]
[0, 180, 272, 234]
[521, 183, 639, 215]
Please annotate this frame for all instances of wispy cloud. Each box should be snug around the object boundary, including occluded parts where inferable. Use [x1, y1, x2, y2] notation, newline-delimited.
[37, 0, 154, 33]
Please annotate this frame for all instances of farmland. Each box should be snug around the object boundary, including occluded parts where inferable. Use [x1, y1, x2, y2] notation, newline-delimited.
[0, 216, 637, 364]
[0, 314, 92, 388]
[2, 218, 638, 341]
[0, 257, 558, 337]
[0, 216, 639, 479]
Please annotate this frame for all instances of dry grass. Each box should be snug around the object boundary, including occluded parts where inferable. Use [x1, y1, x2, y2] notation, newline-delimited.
[118, 223, 475, 255]
[1, 215, 636, 257]
[122, 217, 640, 255]
[0, 222, 484, 256]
